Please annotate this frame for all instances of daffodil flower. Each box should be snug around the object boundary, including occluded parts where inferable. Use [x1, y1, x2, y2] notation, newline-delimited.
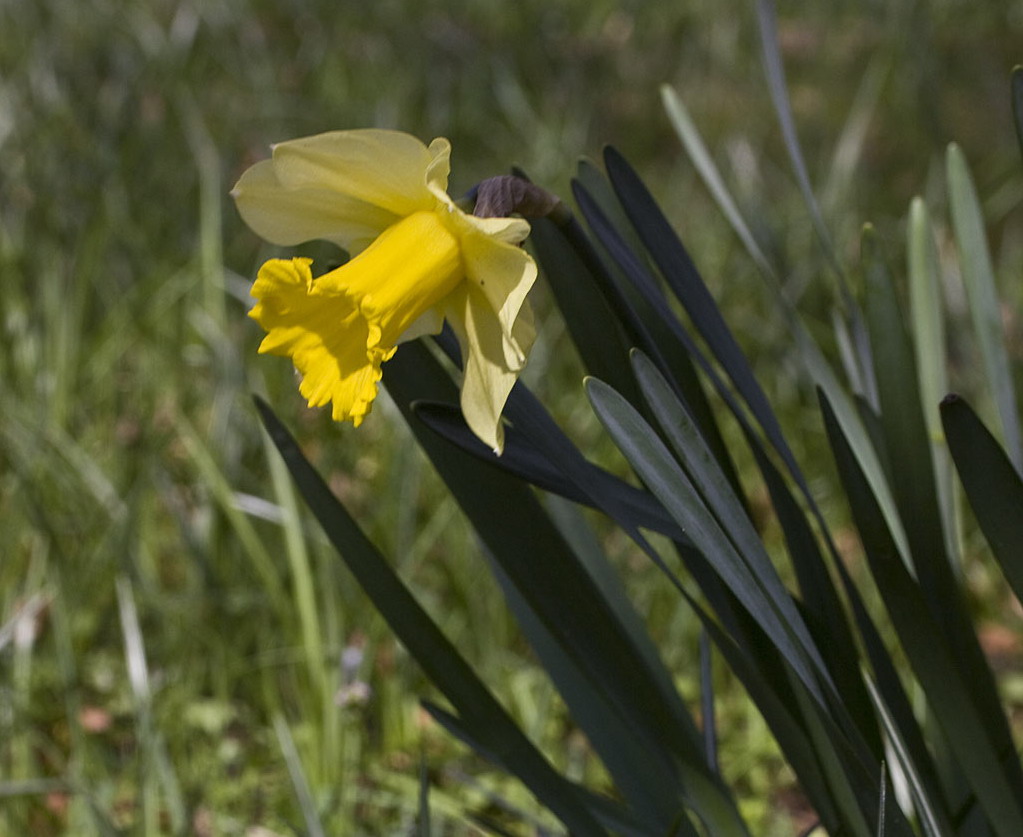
[232, 129, 539, 453]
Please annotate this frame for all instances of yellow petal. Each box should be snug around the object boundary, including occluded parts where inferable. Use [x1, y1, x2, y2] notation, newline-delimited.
[462, 213, 532, 246]
[270, 129, 449, 220]
[232, 159, 396, 252]
[445, 284, 533, 454]
[458, 223, 537, 368]
[249, 258, 391, 425]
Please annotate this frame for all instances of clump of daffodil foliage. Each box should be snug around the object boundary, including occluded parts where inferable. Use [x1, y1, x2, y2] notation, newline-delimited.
[236, 63, 1023, 837]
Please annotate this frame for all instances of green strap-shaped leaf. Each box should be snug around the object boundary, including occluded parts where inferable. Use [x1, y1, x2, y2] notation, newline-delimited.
[907, 197, 959, 562]
[572, 174, 751, 504]
[861, 227, 951, 583]
[946, 143, 1022, 469]
[527, 215, 642, 407]
[412, 401, 689, 542]
[587, 373, 830, 710]
[862, 229, 1015, 761]
[628, 351, 833, 689]
[748, 432, 880, 755]
[820, 390, 1023, 836]
[942, 394, 1023, 604]
[1011, 66, 1023, 168]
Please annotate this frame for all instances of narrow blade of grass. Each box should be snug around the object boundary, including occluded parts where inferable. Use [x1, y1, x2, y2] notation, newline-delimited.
[753, 0, 844, 287]
[660, 85, 774, 278]
[1011, 66, 1023, 165]
[273, 715, 326, 837]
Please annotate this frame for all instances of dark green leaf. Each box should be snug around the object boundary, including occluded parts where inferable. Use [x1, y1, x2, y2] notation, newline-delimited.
[254, 397, 606, 835]
[527, 215, 642, 406]
[572, 174, 747, 503]
[942, 394, 1023, 605]
[412, 400, 687, 542]
[748, 431, 880, 755]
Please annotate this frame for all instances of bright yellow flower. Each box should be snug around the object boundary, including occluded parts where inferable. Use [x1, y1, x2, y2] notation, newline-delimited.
[232, 129, 538, 453]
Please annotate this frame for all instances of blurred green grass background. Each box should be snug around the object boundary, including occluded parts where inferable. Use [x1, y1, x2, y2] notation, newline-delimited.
[2, 0, 1022, 833]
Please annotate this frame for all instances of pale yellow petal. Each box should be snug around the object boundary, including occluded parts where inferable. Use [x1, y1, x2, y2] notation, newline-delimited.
[425, 137, 452, 192]
[458, 226, 537, 368]
[445, 285, 525, 454]
[270, 129, 449, 219]
[232, 159, 396, 252]
[461, 213, 531, 245]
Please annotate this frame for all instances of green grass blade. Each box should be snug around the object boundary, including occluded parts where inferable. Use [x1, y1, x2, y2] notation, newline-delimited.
[659, 85, 775, 278]
[254, 398, 608, 836]
[862, 228, 1016, 766]
[263, 424, 325, 694]
[753, 0, 877, 403]
[175, 416, 287, 610]
[946, 143, 1022, 469]
[417, 757, 431, 837]
[749, 437, 879, 753]
[942, 394, 1023, 604]
[753, 0, 843, 285]
[821, 57, 887, 218]
[273, 715, 326, 837]
[796, 330, 910, 562]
